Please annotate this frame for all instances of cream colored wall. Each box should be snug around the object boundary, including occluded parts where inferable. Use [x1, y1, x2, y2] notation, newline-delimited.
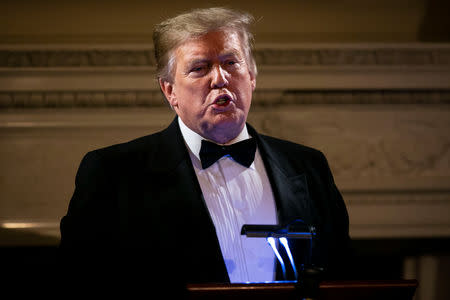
[1, 0, 449, 250]
[0, 0, 431, 44]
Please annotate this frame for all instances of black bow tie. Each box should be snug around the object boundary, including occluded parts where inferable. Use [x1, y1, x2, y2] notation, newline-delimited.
[199, 138, 257, 169]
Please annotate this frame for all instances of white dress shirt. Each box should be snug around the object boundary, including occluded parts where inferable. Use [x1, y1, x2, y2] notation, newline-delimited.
[178, 118, 278, 283]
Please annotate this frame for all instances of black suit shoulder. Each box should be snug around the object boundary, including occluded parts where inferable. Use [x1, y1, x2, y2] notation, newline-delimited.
[61, 130, 165, 246]
[85, 130, 162, 167]
[260, 134, 325, 158]
[258, 134, 332, 175]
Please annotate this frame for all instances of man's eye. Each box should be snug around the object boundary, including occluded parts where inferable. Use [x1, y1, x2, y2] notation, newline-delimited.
[191, 66, 204, 72]
[227, 61, 236, 65]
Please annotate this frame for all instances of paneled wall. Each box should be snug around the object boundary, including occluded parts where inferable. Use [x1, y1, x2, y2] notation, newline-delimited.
[2, 44, 450, 241]
[1, 44, 450, 299]
[1, 1, 450, 299]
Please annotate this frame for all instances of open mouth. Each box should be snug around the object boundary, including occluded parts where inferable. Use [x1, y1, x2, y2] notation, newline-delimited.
[214, 94, 232, 106]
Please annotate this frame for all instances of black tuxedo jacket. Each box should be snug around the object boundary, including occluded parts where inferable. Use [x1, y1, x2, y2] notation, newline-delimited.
[59, 117, 349, 286]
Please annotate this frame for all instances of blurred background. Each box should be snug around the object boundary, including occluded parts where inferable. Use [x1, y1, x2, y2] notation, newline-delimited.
[0, 0, 449, 298]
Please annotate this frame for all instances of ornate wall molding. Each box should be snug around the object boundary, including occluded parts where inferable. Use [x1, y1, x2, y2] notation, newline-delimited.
[1, 89, 450, 108]
[343, 191, 450, 205]
[0, 90, 166, 108]
[1, 44, 450, 242]
[0, 49, 156, 68]
[1, 44, 450, 106]
[255, 47, 450, 66]
[1, 44, 449, 68]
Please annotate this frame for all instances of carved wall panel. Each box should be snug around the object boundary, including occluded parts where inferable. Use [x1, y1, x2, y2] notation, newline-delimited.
[250, 104, 450, 238]
[0, 44, 449, 244]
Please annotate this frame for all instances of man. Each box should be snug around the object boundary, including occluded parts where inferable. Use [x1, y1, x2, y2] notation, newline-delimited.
[59, 7, 350, 287]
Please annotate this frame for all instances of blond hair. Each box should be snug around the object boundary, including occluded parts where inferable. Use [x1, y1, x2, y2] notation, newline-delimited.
[153, 7, 257, 82]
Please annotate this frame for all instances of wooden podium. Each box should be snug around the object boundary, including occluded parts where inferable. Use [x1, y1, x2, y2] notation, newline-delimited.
[187, 280, 418, 300]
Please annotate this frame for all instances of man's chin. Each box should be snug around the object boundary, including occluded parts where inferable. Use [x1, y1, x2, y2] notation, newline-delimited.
[202, 115, 246, 143]
[212, 113, 245, 129]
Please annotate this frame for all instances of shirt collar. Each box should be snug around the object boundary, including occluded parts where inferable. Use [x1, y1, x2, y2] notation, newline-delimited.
[178, 117, 250, 162]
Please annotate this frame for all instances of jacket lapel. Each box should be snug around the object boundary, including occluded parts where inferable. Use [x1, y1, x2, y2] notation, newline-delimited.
[154, 120, 314, 227]
[248, 124, 315, 227]
[139, 119, 313, 283]
[142, 117, 229, 283]
[248, 124, 317, 281]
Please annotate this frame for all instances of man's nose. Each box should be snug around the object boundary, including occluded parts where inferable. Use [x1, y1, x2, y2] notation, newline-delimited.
[210, 65, 229, 89]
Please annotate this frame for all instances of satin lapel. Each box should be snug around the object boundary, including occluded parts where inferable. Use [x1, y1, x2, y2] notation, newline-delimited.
[248, 124, 318, 281]
[247, 124, 315, 228]
[143, 117, 229, 283]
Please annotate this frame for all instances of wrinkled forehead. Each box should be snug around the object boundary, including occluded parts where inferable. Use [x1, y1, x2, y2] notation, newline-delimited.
[174, 30, 245, 63]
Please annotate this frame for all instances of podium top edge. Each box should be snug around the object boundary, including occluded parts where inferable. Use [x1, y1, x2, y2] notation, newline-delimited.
[186, 279, 418, 291]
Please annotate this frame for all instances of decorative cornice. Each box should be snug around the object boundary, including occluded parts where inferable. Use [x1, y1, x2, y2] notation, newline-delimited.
[0, 90, 167, 108]
[1, 89, 450, 108]
[259, 90, 450, 105]
[1, 44, 449, 107]
[0, 45, 449, 68]
[0, 49, 155, 68]
[343, 190, 450, 205]
[255, 47, 450, 66]
[0, 90, 450, 108]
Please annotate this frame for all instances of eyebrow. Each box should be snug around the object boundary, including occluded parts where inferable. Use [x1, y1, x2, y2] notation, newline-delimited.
[185, 52, 242, 68]
[187, 58, 209, 67]
[219, 51, 242, 61]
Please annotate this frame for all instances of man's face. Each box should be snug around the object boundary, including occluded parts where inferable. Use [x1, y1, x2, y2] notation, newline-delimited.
[160, 30, 256, 144]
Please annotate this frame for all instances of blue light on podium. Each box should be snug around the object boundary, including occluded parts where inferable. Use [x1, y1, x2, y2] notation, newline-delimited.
[267, 237, 287, 280]
[280, 237, 298, 280]
[241, 220, 316, 283]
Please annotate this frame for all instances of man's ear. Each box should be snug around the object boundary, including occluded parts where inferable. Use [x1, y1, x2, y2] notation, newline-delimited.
[159, 78, 177, 108]
[250, 72, 256, 91]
